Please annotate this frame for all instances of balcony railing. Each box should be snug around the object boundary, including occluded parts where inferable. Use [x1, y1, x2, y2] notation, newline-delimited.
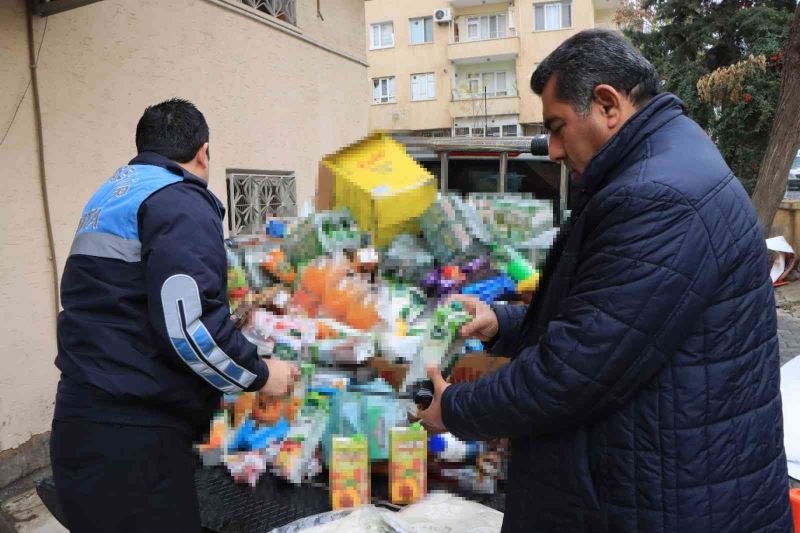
[240, 0, 296, 25]
[451, 15, 518, 44]
[452, 89, 518, 101]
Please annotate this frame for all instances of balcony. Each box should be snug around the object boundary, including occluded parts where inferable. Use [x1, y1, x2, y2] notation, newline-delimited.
[449, 37, 519, 64]
[450, 0, 511, 6]
[593, 0, 623, 30]
[448, 14, 519, 63]
[449, 95, 520, 118]
[592, 0, 623, 12]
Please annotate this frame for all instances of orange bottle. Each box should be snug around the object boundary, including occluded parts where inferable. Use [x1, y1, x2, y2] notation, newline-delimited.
[322, 278, 348, 320]
[301, 259, 326, 295]
[346, 293, 380, 331]
[790, 488, 800, 533]
[320, 255, 348, 299]
[289, 287, 319, 317]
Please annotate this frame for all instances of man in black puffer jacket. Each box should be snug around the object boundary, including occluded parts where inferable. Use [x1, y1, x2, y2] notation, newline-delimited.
[419, 29, 792, 532]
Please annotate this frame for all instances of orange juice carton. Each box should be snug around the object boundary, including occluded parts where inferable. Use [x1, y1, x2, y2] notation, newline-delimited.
[389, 423, 427, 504]
[330, 435, 370, 510]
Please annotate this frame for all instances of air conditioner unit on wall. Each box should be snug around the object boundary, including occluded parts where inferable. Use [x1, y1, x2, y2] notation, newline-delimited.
[433, 8, 452, 23]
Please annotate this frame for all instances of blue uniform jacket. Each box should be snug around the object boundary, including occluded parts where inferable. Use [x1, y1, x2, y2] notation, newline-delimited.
[55, 152, 268, 435]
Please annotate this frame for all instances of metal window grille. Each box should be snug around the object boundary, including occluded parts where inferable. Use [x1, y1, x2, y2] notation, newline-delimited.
[227, 170, 297, 235]
[240, 0, 296, 25]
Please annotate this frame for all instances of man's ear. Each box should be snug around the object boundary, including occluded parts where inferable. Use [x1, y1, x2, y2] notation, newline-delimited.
[592, 84, 624, 129]
[195, 142, 210, 170]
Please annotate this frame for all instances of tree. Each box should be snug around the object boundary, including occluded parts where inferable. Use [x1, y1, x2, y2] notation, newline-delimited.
[617, 0, 795, 194]
[750, 4, 800, 236]
[452, 82, 493, 136]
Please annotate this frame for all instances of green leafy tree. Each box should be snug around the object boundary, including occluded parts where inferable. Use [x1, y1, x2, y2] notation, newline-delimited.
[617, 0, 795, 193]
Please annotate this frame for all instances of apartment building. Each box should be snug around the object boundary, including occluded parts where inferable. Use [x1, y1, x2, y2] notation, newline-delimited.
[365, 0, 620, 138]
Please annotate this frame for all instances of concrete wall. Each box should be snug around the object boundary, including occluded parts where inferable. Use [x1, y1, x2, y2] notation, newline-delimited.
[0, 0, 367, 461]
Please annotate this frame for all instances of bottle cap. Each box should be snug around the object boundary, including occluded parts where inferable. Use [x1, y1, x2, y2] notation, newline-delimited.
[429, 434, 446, 454]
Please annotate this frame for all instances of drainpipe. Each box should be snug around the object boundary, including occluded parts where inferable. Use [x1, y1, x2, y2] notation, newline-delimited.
[27, 5, 60, 324]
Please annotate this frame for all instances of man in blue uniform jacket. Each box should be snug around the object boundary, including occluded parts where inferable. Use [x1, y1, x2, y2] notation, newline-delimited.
[419, 30, 792, 532]
[51, 99, 299, 532]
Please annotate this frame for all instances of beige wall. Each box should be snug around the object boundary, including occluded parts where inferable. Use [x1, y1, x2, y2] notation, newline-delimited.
[0, 0, 57, 452]
[366, 0, 612, 131]
[366, 0, 452, 131]
[0, 0, 367, 453]
[517, 0, 597, 124]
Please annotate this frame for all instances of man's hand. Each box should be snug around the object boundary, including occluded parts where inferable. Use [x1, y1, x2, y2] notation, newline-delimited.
[260, 358, 300, 396]
[448, 294, 499, 341]
[418, 365, 451, 434]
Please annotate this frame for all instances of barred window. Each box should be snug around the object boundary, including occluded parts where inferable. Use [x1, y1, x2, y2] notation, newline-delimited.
[240, 0, 296, 25]
[226, 170, 297, 235]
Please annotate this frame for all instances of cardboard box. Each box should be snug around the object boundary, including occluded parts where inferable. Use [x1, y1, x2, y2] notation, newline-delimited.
[322, 133, 436, 247]
[315, 162, 335, 210]
[450, 353, 510, 384]
[366, 353, 510, 393]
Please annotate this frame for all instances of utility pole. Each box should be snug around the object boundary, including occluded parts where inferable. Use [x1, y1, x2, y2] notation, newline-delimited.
[484, 86, 488, 137]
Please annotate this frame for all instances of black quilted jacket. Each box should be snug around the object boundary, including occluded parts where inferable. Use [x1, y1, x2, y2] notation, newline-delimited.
[441, 93, 792, 532]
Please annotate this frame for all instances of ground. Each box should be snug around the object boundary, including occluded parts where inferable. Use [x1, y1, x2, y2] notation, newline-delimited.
[2, 287, 799, 532]
[0, 489, 65, 533]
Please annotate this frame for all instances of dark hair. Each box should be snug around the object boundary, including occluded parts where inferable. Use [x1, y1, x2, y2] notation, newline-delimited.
[531, 29, 660, 116]
[135, 98, 209, 163]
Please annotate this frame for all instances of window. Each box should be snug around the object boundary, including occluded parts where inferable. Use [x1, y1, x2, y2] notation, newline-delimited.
[502, 124, 518, 136]
[534, 1, 571, 31]
[454, 127, 470, 137]
[472, 127, 485, 137]
[487, 126, 501, 137]
[227, 170, 297, 235]
[468, 73, 481, 94]
[372, 77, 396, 104]
[239, 0, 296, 25]
[371, 21, 394, 49]
[410, 16, 433, 44]
[467, 71, 509, 97]
[415, 128, 450, 137]
[465, 13, 507, 41]
[411, 73, 435, 101]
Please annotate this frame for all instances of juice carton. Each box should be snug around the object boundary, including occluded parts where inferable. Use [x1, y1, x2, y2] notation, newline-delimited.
[330, 435, 370, 510]
[389, 423, 427, 504]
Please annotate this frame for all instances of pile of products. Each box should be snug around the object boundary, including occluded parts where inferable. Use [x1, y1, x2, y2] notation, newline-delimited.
[198, 134, 559, 513]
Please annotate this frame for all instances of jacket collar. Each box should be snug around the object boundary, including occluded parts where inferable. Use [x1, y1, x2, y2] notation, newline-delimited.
[572, 92, 686, 210]
[129, 151, 226, 219]
[129, 151, 206, 184]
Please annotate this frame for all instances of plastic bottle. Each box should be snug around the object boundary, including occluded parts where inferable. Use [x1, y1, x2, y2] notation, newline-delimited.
[428, 433, 481, 463]
[346, 293, 380, 331]
[300, 258, 327, 295]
